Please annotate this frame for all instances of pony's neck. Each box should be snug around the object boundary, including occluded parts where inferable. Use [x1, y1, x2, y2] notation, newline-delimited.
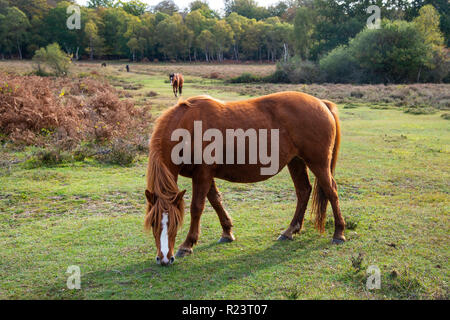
[147, 147, 179, 201]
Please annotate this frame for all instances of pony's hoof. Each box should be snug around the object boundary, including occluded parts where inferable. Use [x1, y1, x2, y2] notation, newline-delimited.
[331, 238, 345, 245]
[175, 248, 192, 258]
[277, 234, 292, 241]
[218, 237, 233, 243]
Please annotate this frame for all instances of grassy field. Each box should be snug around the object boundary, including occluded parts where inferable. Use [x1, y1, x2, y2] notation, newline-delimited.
[0, 61, 449, 299]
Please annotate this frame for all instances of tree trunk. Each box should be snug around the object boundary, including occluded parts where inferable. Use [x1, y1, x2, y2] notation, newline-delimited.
[416, 65, 422, 83]
[89, 38, 94, 60]
[17, 39, 22, 60]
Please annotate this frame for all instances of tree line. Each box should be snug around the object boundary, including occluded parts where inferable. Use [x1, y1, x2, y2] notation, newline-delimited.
[0, 0, 448, 83]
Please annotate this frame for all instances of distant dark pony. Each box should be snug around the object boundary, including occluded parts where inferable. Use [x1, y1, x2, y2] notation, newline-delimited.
[145, 91, 345, 266]
[169, 73, 183, 97]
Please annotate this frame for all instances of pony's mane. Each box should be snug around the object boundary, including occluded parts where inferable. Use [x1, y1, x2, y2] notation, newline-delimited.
[179, 95, 225, 107]
[144, 105, 185, 234]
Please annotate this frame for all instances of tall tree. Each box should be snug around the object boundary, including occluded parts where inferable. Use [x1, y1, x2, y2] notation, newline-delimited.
[115, 0, 148, 16]
[197, 29, 215, 62]
[225, 0, 270, 20]
[293, 6, 315, 59]
[85, 19, 103, 60]
[414, 4, 445, 47]
[153, 0, 178, 15]
[212, 19, 233, 61]
[3, 7, 30, 59]
[87, 0, 114, 8]
[7, 0, 49, 19]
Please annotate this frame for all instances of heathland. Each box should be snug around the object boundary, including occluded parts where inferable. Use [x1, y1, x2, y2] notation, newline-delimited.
[0, 61, 449, 299]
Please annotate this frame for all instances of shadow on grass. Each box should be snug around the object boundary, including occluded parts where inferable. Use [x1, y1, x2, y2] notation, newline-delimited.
[76, 234, 330, 299]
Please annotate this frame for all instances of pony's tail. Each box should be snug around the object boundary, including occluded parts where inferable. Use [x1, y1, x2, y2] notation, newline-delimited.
[312, 100, 341, 233]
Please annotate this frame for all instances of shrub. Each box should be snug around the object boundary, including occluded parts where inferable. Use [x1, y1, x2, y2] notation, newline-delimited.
[24, 147, 71, 168]
[32, 43, 72, 76]
[0, 73, 152, 146]
[275, 57, 323, 84]
[319, 19, 445, 84]
[95, 139, 137, 166]
[209, 72, 220, 79]
[263, 56, 323, 84]
[146, 91, 158, 97]
[229, 72, 263, 83]
[72, 143, 96, 162]
[404, 105, 437, 115]
[319, 46, 360, 83]
[349, 20, 429, 83]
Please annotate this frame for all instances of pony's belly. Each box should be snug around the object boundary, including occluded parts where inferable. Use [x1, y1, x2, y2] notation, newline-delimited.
[214, 164, 283, 183]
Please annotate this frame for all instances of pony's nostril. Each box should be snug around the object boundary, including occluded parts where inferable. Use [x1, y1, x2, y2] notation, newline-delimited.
[155, 256, 161, 264]
[169, 256, 175, 264]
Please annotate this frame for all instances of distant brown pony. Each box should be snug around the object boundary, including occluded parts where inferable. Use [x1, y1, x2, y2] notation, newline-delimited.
[145, 91, 345, 266]
[169, 73, 183, 97]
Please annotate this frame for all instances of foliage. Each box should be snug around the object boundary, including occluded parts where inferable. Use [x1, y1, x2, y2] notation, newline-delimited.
[350, 20, 430, 83]
[318, 19, 446, 84]
[277, 57, 323, 84]
[94, 138, 137, 166]
[229, 72, 264, 83]
[0, 73, 151, 146]
[32, 43, 72, 76]
[24, 146, 72, 168]
[0, 0, 447, 83]
[319, 45, 360, 83]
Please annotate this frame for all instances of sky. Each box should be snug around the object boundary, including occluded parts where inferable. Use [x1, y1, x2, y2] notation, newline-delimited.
[75, 0, 282, 14]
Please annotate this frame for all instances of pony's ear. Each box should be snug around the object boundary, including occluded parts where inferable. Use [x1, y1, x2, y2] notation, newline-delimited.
[145, 190, 157, 205]
[173, 190, 186, 206]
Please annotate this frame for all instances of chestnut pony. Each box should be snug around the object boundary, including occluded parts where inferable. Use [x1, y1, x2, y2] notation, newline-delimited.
[145, 91, 345, 266]
[169, 73, 183, 97]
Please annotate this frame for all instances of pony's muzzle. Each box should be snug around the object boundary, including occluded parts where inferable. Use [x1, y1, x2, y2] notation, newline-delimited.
[156, 256, 175, 266]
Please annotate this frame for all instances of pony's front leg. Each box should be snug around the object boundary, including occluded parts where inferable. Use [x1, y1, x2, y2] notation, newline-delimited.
[176, 171, 213, 258]
[173, 86, 177, 97]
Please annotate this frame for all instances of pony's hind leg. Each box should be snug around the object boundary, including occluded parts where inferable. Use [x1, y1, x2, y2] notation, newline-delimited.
[207, 180, 235, 243]
[310, 164, 346, 244]
[278, 157, 312, 240]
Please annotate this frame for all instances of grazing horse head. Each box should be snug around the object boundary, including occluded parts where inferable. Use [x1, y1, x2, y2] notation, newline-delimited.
[144, 190, 186, 265]
[144, 148, 186, 266]
[169, 73, 175, 85]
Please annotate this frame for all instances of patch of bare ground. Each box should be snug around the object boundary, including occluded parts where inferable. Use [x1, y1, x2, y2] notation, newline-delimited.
[127, 62, 276, 80]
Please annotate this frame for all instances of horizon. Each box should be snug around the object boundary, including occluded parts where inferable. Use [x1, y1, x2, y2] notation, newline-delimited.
[74, 0, 283, 14]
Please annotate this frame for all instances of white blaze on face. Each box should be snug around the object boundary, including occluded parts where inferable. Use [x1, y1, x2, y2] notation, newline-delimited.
[160, 213, 169, 264]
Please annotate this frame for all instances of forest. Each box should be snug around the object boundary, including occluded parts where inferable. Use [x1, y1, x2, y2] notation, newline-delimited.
[0, 0, 448, 83]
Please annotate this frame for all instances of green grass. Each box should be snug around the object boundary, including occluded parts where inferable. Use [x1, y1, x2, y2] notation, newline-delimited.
[0, 65, 449, 299]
